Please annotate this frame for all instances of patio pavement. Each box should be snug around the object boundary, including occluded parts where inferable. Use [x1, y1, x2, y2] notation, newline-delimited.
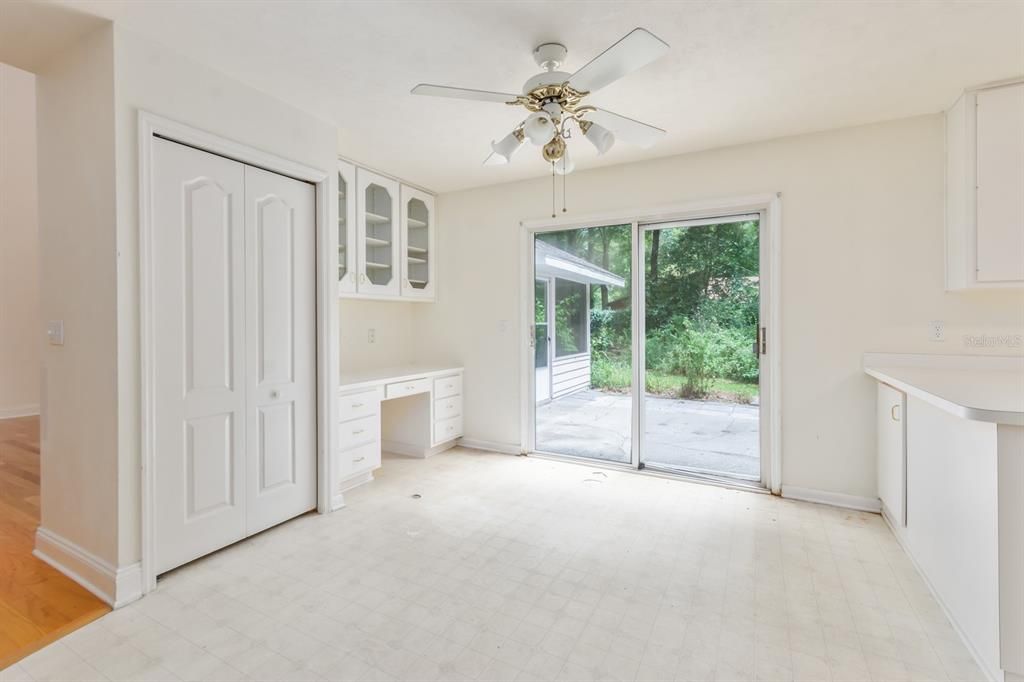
[536, 388, 760, 480]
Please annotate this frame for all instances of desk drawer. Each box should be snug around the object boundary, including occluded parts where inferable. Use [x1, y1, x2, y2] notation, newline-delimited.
[341, 440, 380, 475]
[434, 374, 462, 399]
[434, 395, 462, 421]
[386, 377, 431, 400]
[434, 415, 463, 444]
[339, 414, 378, 449]
[339, 387, 382, 422]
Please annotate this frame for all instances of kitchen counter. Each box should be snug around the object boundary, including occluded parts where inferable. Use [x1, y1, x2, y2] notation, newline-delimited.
[863, 353, 1024, 425]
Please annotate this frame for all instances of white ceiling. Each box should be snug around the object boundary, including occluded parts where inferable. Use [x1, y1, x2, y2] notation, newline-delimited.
[32, 1, 1024, 192]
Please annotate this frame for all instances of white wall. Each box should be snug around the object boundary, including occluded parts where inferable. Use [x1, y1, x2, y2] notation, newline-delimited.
[416, 115, 1024, 499]
[35, 25, 119, 563]
[0, 62, 40, 418]
[339, 299, 419, 370]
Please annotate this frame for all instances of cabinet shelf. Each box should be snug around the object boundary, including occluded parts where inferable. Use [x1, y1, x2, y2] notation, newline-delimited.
[365, 211, 391, 225]
[406, 246, 428, 255]
[365, 237, 390, 247]
[409, 279, 428, 286]
[365, 261, 391, 270]
[407, 219, 427, 229]
[407, 256, 427, 265]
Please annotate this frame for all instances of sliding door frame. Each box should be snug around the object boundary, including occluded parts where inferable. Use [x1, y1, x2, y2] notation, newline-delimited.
[520, 193, 782, 493]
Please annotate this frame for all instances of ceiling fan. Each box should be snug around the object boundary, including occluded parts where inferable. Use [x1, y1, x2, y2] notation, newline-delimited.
[411, 28, 670, 180]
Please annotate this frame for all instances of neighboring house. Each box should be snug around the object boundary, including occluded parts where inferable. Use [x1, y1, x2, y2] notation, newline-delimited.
[534, 240, 625, 403]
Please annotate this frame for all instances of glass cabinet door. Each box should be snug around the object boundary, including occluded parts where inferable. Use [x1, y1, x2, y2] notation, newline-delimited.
[337, 160, 357, 294]
[356, 169, 400, 296]
[400, 185, 435, 300]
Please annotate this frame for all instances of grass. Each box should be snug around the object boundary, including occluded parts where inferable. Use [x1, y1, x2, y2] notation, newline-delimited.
[592, 358, 758, 404]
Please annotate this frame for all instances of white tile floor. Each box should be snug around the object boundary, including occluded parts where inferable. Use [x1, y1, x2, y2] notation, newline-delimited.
[3, 448, 985, 682]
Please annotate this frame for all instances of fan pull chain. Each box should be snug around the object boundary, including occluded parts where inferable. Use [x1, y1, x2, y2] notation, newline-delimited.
[551, 161, 556, 218]
[562, 168, 567, 214]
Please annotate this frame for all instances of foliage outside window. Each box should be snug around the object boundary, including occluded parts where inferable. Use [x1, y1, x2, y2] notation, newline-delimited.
[555, 280, 587, 357]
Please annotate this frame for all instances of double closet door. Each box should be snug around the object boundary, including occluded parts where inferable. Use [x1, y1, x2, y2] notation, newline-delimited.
[151, 138, 316, 575]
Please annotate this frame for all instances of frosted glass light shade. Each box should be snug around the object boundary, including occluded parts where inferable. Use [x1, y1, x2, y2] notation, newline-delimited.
[584, 121, 615, 155]
[554, 147, 575, 175]
[490, 129, 524, 164]
[524, 112, 555, 145]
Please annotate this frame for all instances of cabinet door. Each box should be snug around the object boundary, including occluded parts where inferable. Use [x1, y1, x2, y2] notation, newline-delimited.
[337, 160, 357, 294]
[877, 383, 907, 527]
[356, 169, 401, 296]
[400, 185, 436, 300]
[976, 83, 1024, 283]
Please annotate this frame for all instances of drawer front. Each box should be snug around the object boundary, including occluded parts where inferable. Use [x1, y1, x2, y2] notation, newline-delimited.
[434, 374, 462, 399]
[434, 395, 462, 421]
[339, 388, 381, 423]
[339, 414, 378, 449]
[385, 377, 431, 400]
[340, 440, 380, 476]
[434, 415, 463, 444]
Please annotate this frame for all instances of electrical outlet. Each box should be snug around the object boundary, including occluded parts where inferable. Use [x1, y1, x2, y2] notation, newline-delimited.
[367, 328, 376, 344]
[47, 320, 64, 346]
[929, 320, 945, 342]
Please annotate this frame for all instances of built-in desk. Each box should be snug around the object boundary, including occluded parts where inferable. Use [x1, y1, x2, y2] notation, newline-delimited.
[334, 365, 463, 505]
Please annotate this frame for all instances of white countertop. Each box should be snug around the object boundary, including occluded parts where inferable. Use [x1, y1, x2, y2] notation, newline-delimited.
[863, 353, 1024, 425]
[339, 364, 463, 392]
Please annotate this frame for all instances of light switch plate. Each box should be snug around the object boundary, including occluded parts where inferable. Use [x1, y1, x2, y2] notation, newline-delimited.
[367, 328, 376, 344]
[47, 320, 64, 346]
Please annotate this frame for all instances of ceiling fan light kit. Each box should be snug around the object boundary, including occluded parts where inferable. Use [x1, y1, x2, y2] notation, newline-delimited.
[412, 27, 670, 215]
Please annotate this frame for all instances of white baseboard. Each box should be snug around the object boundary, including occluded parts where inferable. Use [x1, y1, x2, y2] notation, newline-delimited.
[34, 527, 142, 608]
[382, 439, 458, 459]
[457, 438, 522, 455]
[781, 486, 881, 513]
[0, 404, 40, 419]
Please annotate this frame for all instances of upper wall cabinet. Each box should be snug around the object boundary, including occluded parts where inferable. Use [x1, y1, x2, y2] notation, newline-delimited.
[341, 161, 437, 302]
[337, 160, 358, 294]
[946, 80, 1024, 290]
[356, 168, 401, 298]
[401, 186, 436, 300]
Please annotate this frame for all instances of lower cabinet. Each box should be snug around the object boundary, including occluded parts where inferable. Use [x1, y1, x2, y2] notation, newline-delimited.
[876, 382, 906, 526]
[336, 386, 384, 492]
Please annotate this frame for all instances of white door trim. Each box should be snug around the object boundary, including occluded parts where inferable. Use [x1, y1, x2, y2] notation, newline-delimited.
[138, 111, 335, 594]
[519, 193, 783, 493]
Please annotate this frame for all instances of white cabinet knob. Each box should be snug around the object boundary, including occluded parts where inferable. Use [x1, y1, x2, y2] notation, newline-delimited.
[270, 390, 280, 399]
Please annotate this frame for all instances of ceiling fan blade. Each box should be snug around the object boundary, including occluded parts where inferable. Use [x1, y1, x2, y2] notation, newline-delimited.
[567, 28, 669, 94]
[411, 83, 518, 104]
[586, 108, 666, 149]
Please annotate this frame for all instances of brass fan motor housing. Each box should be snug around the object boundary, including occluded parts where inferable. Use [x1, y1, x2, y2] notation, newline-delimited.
[509, 83, 594, 120]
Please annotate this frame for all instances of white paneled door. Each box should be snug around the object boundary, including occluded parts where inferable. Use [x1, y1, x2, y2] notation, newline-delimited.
[243, 165, 316, 535]
[152, 138, 316, 575]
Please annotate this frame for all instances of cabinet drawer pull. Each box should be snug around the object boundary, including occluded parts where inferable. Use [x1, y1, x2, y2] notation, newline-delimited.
[351, 402, 364, 408]
[353, 456, 365, 463]
[407, 384, 415, 390]
[352, 429, 365, 435]
[891, 405, 901, 422]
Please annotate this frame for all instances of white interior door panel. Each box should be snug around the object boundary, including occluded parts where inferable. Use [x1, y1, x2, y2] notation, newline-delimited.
[152, 138, 247, 574]
[244, 165, 317, 535]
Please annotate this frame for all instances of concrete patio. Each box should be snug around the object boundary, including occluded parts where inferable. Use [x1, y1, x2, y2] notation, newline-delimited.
[536, 389, 760, 480]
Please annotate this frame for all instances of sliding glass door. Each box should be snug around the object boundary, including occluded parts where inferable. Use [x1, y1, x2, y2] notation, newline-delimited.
[532, 225, 632, 464]
[641, 216, 762, 483]
[527, 213, 767, 487]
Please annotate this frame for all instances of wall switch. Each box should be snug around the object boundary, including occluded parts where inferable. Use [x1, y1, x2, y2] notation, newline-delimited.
[47, 320, 64, 346]
[929, 320, 945, 342]
[367, 328, 376, 344]
[497, 320, 509, 334]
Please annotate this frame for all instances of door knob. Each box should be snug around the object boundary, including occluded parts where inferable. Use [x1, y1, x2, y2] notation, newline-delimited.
[270, 390, 280, 399]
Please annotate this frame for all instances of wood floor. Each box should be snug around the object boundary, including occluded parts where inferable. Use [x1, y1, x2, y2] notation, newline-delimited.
[0, 416, 109, 669]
